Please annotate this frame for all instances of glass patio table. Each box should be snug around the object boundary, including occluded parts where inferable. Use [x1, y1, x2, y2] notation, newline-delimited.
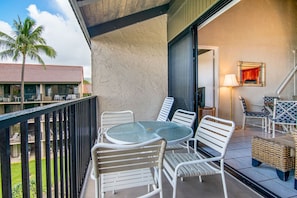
[105, 121, 193, 145]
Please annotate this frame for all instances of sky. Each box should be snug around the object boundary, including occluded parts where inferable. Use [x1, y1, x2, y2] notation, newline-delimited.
[0, 0, 91, 79]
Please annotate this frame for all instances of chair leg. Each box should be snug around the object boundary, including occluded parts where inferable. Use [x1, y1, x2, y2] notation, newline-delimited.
[221, 172, 228, 198]
[159, 174, 163, 198]
[242, 115, 246, 130]
[95, 180, 100, 198]
[172, 177, 177, 198]
[264, 118, 267, 133]
[272, 122, 275, 138]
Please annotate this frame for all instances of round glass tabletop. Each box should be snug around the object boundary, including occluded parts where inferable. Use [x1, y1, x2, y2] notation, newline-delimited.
[105, 121, 193, 145]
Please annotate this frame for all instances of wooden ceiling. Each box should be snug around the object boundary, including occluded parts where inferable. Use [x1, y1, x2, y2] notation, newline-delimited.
[78, 0, 171, 27]
[69, 0, 171, 44]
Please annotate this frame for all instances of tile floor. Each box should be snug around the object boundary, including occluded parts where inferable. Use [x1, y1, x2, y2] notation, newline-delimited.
[224, 126, 297, 198]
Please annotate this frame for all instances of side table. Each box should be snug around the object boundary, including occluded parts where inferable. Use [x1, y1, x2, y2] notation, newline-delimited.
[198, 107, 216, 122]
[251, 135, 295, 181]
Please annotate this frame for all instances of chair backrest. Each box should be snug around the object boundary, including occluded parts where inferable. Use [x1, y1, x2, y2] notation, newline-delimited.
[157, 97, 174, 121]
[272, 99, 297, 124]
[91, 138, 167, 178]
[263, 96, 280, 105]
[239, 96, 247, 113]
[171, 109, 196, 128]
[195, 115, 235, 156]
[100, 110, 134, 133]
[264, 96, 280, 111]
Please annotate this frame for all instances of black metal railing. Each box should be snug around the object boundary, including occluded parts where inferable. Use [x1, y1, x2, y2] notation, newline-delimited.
[0, 96, 97, 198]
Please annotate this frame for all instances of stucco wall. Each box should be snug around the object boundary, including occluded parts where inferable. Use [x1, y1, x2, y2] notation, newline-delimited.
[198, 0, 297, 125]
[91, 15, 168, 122]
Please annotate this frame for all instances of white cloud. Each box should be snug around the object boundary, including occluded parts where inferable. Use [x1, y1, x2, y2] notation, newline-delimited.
[0, 21, 15, 60]
[0, 1, 91, 78]
[0, 21, 13, 35]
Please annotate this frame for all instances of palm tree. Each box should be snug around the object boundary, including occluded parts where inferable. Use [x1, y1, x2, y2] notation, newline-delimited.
[0, 17, 56, 110]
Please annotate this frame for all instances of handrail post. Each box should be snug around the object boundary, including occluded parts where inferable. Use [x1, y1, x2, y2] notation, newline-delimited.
[20, 121, 30, 198]
[69, 104, 78, 197]
[0, 128, 12, 198]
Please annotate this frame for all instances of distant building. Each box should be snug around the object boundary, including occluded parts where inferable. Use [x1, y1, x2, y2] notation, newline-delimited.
[83, 83, 92, 96]
[0, 63, 84, 114]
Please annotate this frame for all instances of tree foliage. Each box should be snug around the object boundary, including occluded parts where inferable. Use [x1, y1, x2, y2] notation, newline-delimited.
[0, 17, 56, 109]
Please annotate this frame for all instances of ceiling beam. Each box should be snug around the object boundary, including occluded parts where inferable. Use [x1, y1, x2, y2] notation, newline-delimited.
[87, 4, 169, 38]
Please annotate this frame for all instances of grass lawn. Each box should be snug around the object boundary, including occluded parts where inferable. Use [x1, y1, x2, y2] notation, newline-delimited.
[0, 158, 59, 197]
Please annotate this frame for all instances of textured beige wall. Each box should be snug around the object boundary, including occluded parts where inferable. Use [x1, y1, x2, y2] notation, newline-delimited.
[199, 0, 297, 125]
[92, 15, 168, 121]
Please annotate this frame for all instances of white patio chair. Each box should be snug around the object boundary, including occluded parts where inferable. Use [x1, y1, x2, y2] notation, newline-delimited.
[239, 96, 268, 132]
[268, 99, 297, 138]
[98, 110, 134, 142]
[171, 109, 196, 127]
[157, 97, 174, 121]
[91, 138, 167, 198]
[163, 115, 235, 198]
[167, 109, 196, 151]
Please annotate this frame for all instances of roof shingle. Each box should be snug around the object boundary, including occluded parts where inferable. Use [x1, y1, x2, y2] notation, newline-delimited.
[0, 63, 84, 83]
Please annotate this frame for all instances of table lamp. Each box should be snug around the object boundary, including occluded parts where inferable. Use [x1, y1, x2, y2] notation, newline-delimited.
[223, 74, 239, 120]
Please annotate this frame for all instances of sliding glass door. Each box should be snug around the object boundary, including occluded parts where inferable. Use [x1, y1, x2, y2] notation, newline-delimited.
[168, 30, 197, 119]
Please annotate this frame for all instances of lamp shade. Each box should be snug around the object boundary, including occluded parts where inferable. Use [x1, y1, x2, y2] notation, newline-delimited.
[223, 74, 239, 87]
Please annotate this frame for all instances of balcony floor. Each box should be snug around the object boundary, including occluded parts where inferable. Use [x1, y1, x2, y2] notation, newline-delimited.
[83, 166, 261, 198]
[83, 127, 274, 198]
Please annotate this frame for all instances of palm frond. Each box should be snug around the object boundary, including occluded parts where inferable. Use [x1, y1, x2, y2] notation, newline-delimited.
[1, 17, 57, 64]
[35, 45, 57, 58]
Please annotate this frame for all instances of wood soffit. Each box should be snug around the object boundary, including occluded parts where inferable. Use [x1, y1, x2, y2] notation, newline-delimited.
[70, 0, 171, 42]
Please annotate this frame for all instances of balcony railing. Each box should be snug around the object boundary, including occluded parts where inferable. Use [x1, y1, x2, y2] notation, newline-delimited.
[0, 96, 97, 198]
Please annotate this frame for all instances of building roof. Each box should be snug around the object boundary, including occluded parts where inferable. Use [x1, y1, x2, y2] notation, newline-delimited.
[0, 63, 84, 83]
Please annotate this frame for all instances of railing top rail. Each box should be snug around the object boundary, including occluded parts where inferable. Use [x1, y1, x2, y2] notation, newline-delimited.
[0, 96, 96, 129]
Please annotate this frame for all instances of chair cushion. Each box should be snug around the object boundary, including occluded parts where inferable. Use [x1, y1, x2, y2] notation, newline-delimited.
[246, 111, 268, 117]
[269, 115, 297, 123]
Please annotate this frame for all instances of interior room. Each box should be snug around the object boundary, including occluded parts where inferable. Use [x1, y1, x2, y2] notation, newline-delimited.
[198, 0, 297, 124]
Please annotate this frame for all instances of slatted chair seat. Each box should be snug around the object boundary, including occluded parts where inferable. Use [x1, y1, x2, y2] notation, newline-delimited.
[245, 111, 267, 117]
[101, 168, 154, 192]
[165, 153, 221, 177]
[163, 115, 235, 198]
